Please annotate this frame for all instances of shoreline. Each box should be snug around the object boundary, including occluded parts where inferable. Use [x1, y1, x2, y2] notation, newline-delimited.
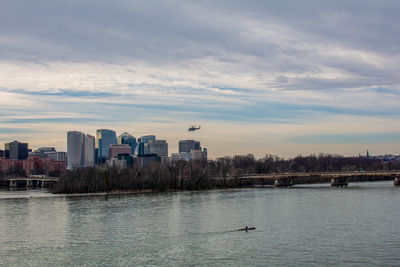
[0, 180, 397, 200]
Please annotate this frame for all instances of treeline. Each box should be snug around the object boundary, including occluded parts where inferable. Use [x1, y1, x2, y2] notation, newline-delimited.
[53, 161, 237, 193]
[53, 153, 400, 193]
[210, 154, 400, 174]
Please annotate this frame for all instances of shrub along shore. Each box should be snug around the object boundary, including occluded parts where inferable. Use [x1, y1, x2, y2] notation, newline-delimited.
[52, 153, 400, 194]
[52, 161, 232, 193]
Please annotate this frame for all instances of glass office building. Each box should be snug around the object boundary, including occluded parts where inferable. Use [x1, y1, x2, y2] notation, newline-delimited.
[179, 140, 200, 153]
[136, 135, 156, 156]
[117, 132, 137, 155]
[6, 141, 29, 160]
[96, 129, 117, 162]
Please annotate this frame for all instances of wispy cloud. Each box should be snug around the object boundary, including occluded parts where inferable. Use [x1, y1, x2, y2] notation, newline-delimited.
[288, 133, 400, 145]
[1, 0, 400, 157]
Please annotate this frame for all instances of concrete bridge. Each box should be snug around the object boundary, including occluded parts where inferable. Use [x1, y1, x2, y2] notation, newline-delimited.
[236, 171, 400, 187]
[0, 176, 58, 188]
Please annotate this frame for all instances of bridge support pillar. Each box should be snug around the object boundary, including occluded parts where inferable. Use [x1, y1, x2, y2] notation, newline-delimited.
[274, 178, 293, 187]
[331, 177, 348, 187]
[9, 180, 17, 188]
[26, 180, 33, 188]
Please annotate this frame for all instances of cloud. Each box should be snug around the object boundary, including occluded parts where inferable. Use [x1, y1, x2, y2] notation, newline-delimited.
[1, 0, 400, 157]
[288, 133, 400, 145]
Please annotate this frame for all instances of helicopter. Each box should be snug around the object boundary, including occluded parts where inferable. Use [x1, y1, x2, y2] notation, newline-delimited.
[188, 125, 201, 132]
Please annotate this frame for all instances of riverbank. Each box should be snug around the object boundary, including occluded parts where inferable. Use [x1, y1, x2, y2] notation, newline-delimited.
[1, 181, 400, 266]
[53, 166, 400, 194]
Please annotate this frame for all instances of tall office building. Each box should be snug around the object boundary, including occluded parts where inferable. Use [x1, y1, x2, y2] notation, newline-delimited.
[179, 140, 200, 153]
[136, 135, 156, 156]
[67, 131, 85, 169]
[6, 141, 29, 160]
[96, 129, 117, 161]
[117, 132, 136, 155]
[84, 134, 95, 167]
[144, 140, 168, 157]
[138, 135, 156, 143]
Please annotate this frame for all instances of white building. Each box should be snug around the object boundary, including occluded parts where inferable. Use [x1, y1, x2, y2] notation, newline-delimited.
[84, 134, 95, 167]
[47, 152, 67, 163]
[67, 131, 85, 169]
[67, 131, 95, 169]
[171, 152, 192, 162]
[191, 149, 206, 161]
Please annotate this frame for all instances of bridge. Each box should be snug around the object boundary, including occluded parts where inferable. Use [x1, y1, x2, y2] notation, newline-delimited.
[235, 171, 400, 187]
[0, 176, 58, 188]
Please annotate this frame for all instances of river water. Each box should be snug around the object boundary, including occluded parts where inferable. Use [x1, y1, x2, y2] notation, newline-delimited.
[0, 181, 399, 266]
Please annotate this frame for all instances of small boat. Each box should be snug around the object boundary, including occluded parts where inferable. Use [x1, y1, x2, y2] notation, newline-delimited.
[330, 177, 348, 187]
[238, 227, 256, 231]
[394, 178, 400, 186]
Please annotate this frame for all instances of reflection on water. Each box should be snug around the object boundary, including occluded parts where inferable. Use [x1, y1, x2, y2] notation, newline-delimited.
[0, 181, 399, 266]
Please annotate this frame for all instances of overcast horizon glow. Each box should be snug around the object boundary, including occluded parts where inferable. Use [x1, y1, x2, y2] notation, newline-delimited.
[1, 0, 400, 159]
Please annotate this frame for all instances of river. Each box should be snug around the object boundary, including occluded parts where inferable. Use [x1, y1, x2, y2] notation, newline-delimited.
[0, 181, 399, 266]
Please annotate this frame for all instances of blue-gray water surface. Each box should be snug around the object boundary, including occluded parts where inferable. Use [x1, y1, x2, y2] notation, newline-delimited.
[0, 182, 399, 266]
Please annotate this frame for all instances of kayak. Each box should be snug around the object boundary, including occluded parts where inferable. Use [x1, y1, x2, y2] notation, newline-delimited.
[238, 227, 256, 231]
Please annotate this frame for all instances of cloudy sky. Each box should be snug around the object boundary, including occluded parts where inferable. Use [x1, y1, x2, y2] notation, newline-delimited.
[1, 0, 400, 158]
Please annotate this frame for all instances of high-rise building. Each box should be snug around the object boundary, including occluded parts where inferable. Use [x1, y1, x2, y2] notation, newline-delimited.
[117, 132, 137, 155]
[6, 141, 29, 160]
[136, 135, 156, 156]
[67, 131, 96, 168]
[138, 135, 156, 143]
[144, 140, 168, 157]
[67, 131, 85, 169]
[96, 129, 117, 161]
[179, 140, 200, 153]
[84, 135, 95, 167]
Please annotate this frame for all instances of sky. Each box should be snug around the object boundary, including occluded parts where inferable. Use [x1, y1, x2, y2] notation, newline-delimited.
[1, 0, 400, 159]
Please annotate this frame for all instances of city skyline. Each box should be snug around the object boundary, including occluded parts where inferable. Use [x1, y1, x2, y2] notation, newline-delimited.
[1, 1, 400, 158]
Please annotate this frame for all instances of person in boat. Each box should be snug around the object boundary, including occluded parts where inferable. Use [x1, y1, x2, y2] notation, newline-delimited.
[245, 226, 248, 232]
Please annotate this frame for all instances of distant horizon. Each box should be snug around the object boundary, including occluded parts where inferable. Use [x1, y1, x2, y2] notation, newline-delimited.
[1, 1, 399, 159]
[0, 129, 398, 160]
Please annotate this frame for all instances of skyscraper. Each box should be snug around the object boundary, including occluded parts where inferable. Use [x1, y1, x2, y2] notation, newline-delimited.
[67, 131, 95, 168]
[6, 141, 29, 160]
[145, 140, 168, 157]
[136, 135, 156, 156]
[96, 129, 117, 161]
[84, 134, 95, 167]
[117, 132, 137, 155]
[67, 131, 85, 169]
[179, 140, 200, 153]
